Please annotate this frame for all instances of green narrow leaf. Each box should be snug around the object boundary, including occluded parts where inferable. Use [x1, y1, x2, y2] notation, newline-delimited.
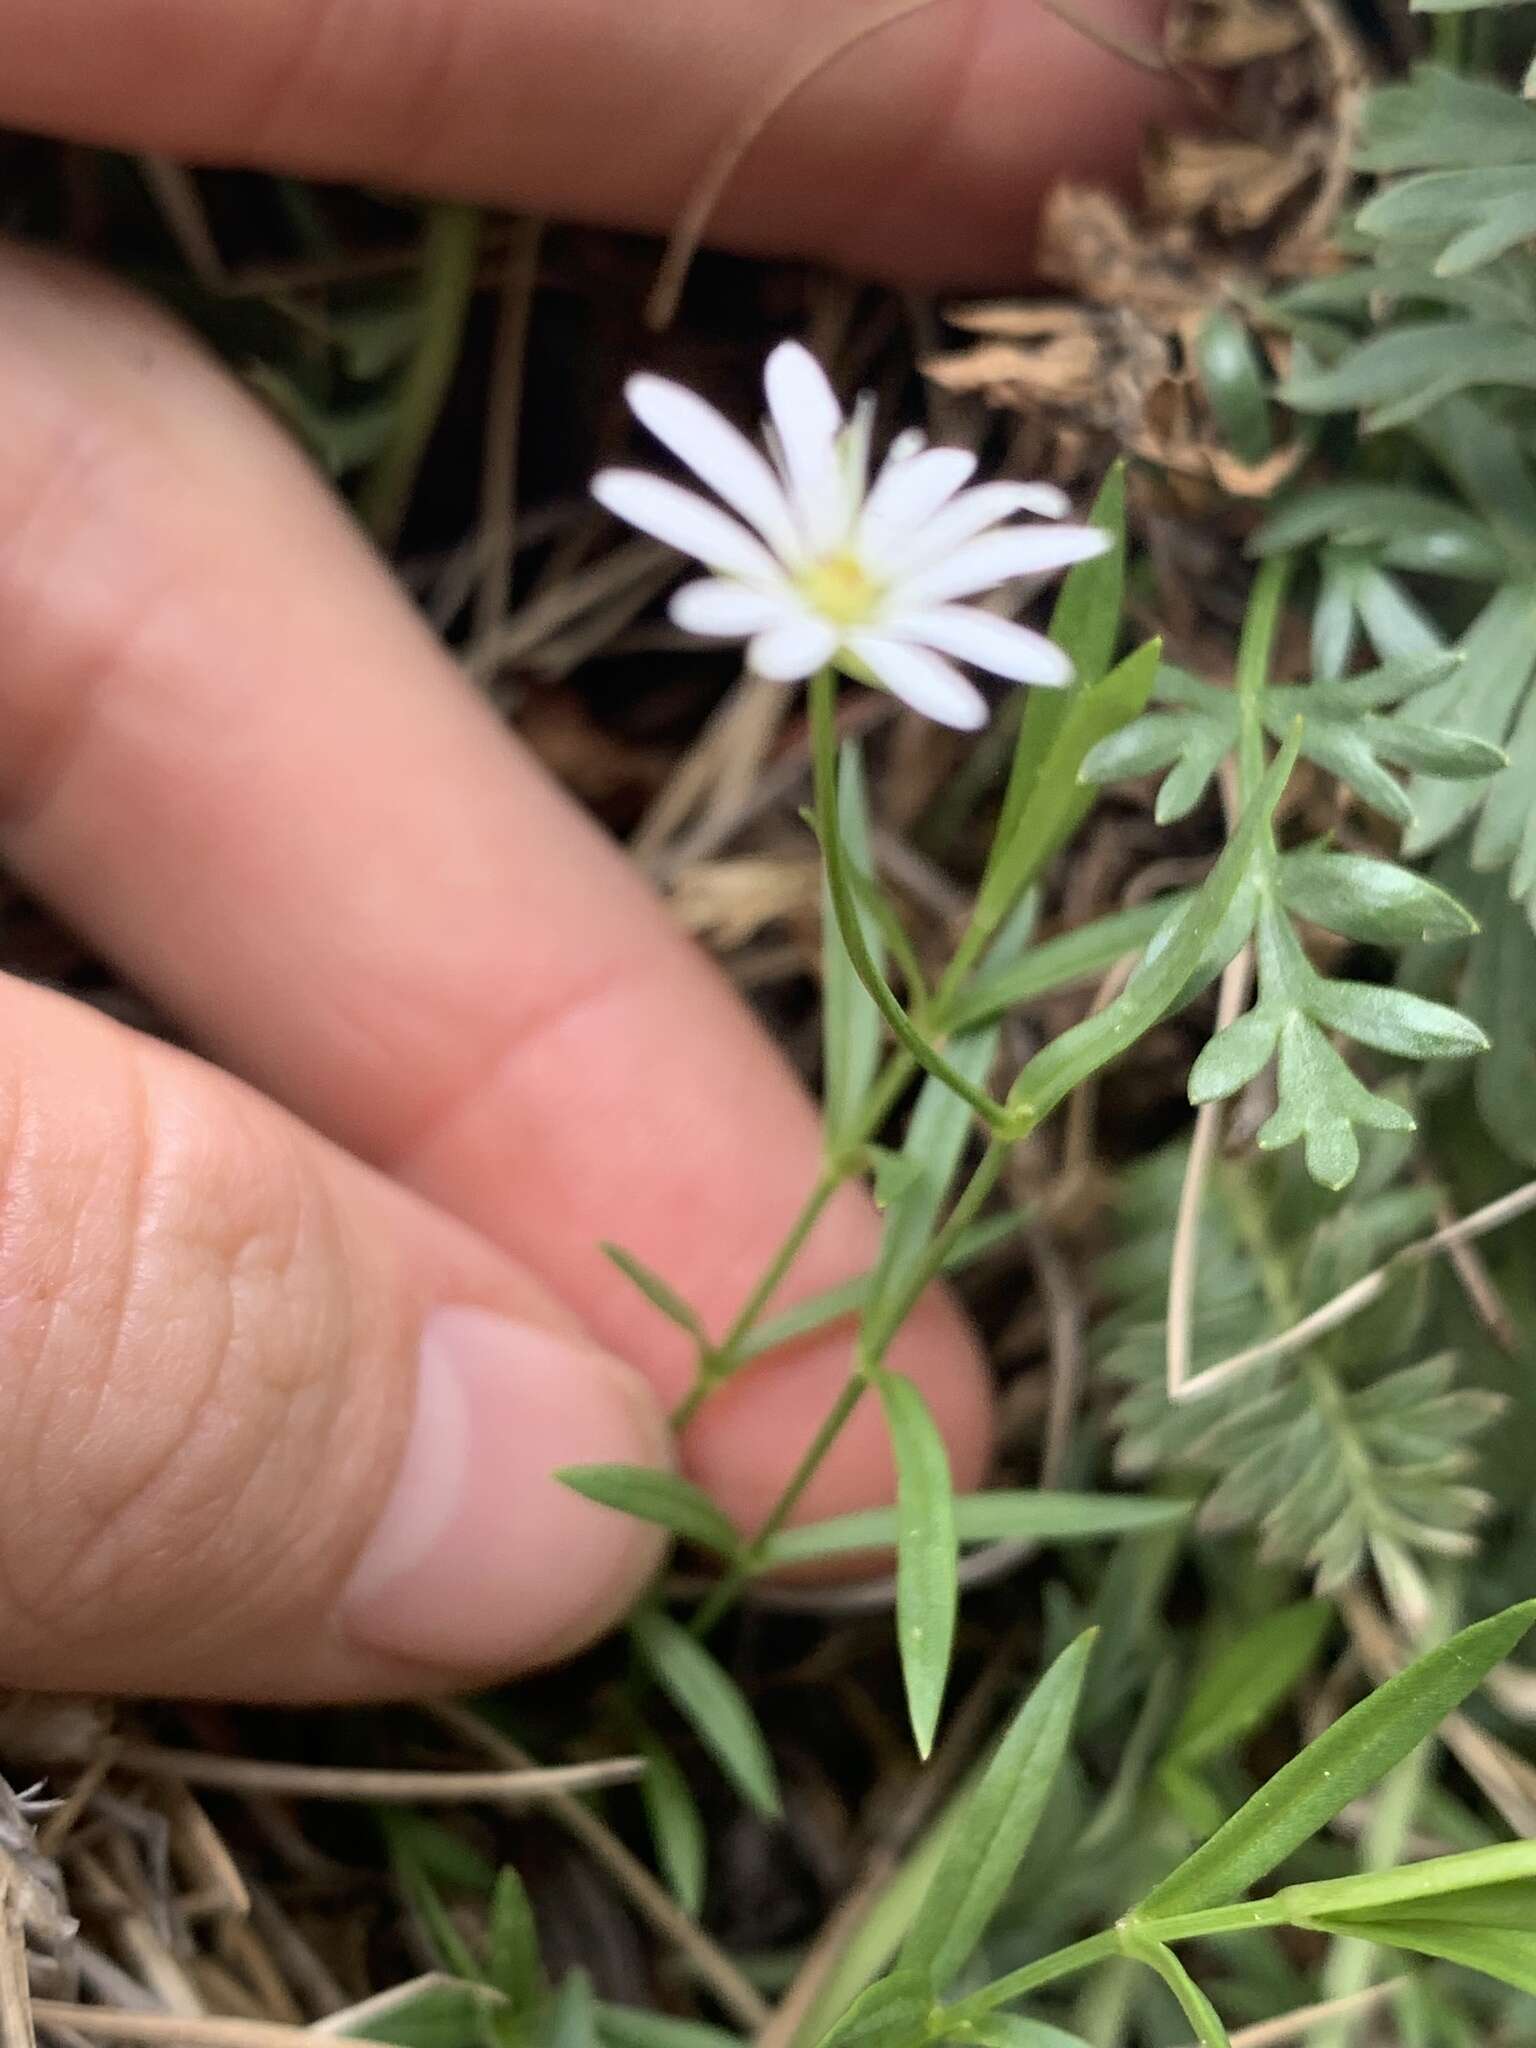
[1254, 484, 1508, 580]
[1358, 65, 1536, 171]
[949, 893, 1184, 1033]
[901, 1631, 1095, 1989]
[597, 2008, 743, 2048]
[812, 691, 1005, 1128]
[384, 1821, 485, 1984]
[869, 1022, 1001, 1317]
[1008, 729, 1298, 1127]
[822, 743, 885, 1143]
[379, 1810, 499, 1894]
[546, 1971, 601, 2048]
[963, 2021, 1093, 2047]
[757, 1491, 1189, 1570]
[1281, 1839, 1536, 1922]
[632, 1721, 708, 1917]
[1164, 1602, 1333, 1773]
[1304, 980, 1487, 1060]
[977, 639, 1162, 924]
[1188, 1008, 1282, 1104]
[1304, 1916, 1536, 1997]
[997, 463, 1128, 843]
[1403, 581, 1536, 857]
[737, 1212, 1024, 1361]
[1196, 310, 1273, 464]
[630, 1609, 781, 1819]
[868, 1144, 926, 1209]
[876, 1369, 958, 1759]
[557, 1465, 741, 1558]
[601, 1244, 707, 1341]
[329, 1976, 507, 2048]
[487, 1867, 544, 2012]
[1279, 849, 1477, 945]
[1136, 1598, 1536, 1919]
[815, 1969, 934, 2048]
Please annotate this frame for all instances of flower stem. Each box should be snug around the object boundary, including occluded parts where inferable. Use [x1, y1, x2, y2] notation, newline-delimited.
[689, 1376, 867, 1640]
[863, 1136, 1009, 1361]
[809, 669, 1011, 1133]
[669, 1172, 840, 1429]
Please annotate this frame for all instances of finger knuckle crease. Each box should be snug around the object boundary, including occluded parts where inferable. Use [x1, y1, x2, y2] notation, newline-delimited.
[0, 1050, 356, 1657]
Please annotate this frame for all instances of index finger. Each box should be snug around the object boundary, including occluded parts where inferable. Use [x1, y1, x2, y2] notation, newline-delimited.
[1, 0, 1175, 285]
[0, 245, 993, 1532]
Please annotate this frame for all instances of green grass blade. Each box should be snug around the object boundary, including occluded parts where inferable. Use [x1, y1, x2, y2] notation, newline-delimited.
[876, 1368, 958, 1759]
[757, 1490, 1188, 1570]
[631, 1609, 781, 1818]
[1137, 1598, 1536, 1919]
[901, 1631, 1095, 1990]
[557, 1465, 741, 1558]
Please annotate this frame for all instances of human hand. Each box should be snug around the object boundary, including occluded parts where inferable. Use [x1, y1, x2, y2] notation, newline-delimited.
[0, 0, 1172, 1701]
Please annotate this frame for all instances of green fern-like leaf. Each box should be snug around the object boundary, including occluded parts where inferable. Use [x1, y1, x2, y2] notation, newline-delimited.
[1100, 1137, 1503, 1595]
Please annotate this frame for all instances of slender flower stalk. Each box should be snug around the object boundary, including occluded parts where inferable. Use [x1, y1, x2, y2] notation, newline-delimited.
[593, 341, 1106, 730]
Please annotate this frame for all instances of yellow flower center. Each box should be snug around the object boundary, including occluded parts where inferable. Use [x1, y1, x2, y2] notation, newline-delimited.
[799, 550, 881, 628]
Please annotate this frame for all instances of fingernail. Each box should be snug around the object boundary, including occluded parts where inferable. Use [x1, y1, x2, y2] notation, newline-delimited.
[342, 1307, 670, 1672]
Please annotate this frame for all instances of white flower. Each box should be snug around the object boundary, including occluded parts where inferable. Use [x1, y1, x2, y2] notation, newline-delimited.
[591, 341, 1110, 731]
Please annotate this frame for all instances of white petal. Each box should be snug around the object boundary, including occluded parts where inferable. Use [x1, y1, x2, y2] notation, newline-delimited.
[885, 605, 1073, 686]
[625, 374, 801, 562]
[593, 469, 782, 584]
[897, 524, 1111, 607]
[764, 341, 843, 445]
[876, 491, 1081, 589]
[878, 483, 1076, 577]
[847, 632, 989, 730]
[764, 342, 847, 551]
[886, 427, 928, 464]
[842, 391, 878, 499]
[669, 578, 794, 638]
[860, 447, 977, 555]
[748, 614, 839, 682]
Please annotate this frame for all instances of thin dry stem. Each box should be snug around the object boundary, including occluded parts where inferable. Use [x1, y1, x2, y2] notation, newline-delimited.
[1423, 1177, 1517, 1353]
[1, 1864, 37, 2048]
[646, 0, 946, 329]
[1172, 1176, 1536, 1402]
[1219, 1980, 1401, 2047]
[37, 1752, 118, 1860]
[31, 2009, 382, 2048]
[108, 1748, 641, 1806]
[1165, 942, 1254, 1400]
[754, 1633, 1022, 2048]
[1059, 952, 1138, 1187]
[135, 159, 227, 291]
[471, 218, 544, 650]
[1023, 1220, 1087, 1490]
[475, 540, 669, 671]
[426, 1702, 770, 2030]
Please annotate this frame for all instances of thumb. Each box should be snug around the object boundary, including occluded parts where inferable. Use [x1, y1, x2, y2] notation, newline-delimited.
[0, 972, 670, 1699]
